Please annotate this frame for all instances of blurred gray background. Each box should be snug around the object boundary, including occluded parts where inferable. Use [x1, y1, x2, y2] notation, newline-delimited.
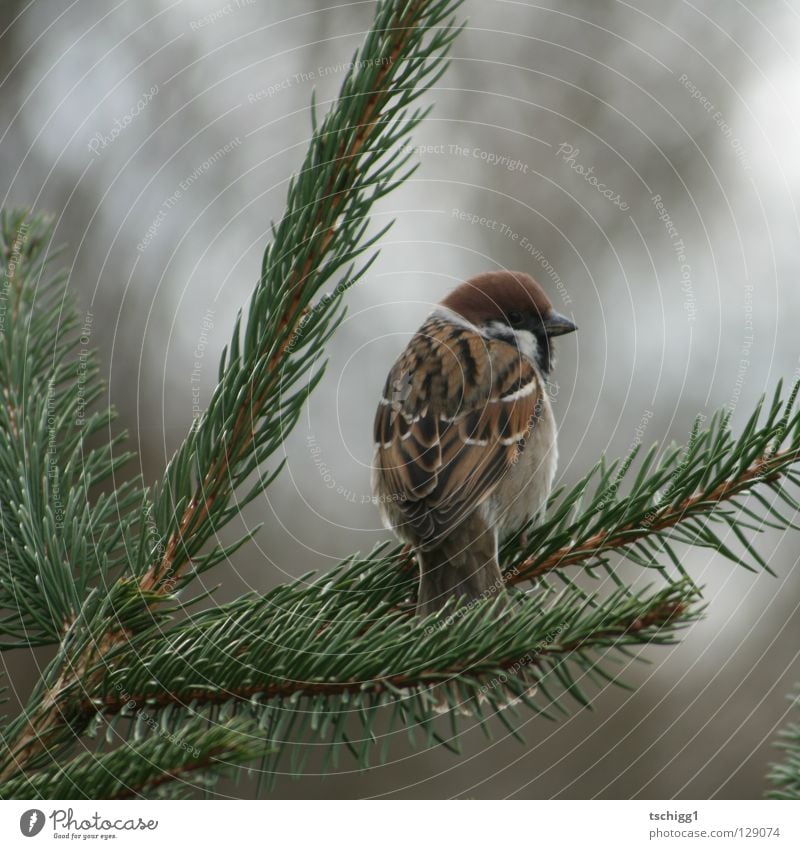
[1, 0, 799, 798]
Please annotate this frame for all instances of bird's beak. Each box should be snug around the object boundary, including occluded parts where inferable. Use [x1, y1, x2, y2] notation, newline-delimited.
[544, 311, 578, 337]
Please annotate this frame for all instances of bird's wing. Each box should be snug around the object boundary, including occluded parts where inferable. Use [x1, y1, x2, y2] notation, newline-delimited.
[373, 315, 544, 545]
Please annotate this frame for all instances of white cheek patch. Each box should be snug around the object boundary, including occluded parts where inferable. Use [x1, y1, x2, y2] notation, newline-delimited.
[483, 321, 516, 346]
[482, 322, 540, 366]
[485, 320, 509, 336]
[512, 328, 538, 362]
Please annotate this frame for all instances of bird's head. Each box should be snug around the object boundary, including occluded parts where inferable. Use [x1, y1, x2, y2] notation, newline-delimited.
[439, 270, 577, 374]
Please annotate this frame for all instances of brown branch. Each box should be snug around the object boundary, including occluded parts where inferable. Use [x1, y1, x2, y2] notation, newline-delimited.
[505, 448, 796, 585]
[0, 1, 442, 789]
[111, 746, 240, 800]
[140, 1, 426, 595]
[0, 627, 132, 783]
[79, 599, 684, 717]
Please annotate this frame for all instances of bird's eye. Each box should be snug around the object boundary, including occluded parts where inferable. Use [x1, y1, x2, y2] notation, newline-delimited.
[507, 310, 525, 327]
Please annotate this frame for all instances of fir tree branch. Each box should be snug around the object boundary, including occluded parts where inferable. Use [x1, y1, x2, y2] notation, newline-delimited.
[64, 383, 800, 778]
[139, 0, 465, 596]
[0, 717, 268, 799]
[0, 0, 468, 793]
[88, 590, 690, 710]
[0, 580, 170, 781]
[9, 379, 795, 787]
[767, 686, 800, 800]
[62, 563, 698, 778]
[0, 210, 143, 649]
[501, 384, 800, 585]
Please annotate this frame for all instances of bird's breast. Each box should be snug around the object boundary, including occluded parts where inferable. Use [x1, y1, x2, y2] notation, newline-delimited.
[482, 392, 558, 532]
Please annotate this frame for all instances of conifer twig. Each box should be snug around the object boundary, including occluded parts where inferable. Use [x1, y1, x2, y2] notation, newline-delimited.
[501, 386, 800, 585]
[509, 445, 797, 584]
[139, 0, 465, 597]
[80, 593, 688, 714]
[0, 0, 467, 790]
[767, 686, 800, 799]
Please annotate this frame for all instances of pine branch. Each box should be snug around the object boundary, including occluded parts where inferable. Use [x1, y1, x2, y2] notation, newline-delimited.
[139, 0, 465, 597]
[0, 0, 468, 794]
[63, 559, 698, 779]
[501, 384, 800, 586]
[61, 383, 800, 780]
[767, 686, 800, 800]
[0, 210, 143, 649]
[0, 717, 268, 799]
[0, 579, 171, 781]
[88, 583, 693, 709]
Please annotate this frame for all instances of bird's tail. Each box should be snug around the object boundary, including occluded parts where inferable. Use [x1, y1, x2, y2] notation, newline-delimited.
[416, 515, 505, 617]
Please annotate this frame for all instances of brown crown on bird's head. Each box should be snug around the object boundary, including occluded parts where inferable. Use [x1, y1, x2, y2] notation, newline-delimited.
[440, 270, 577, 337]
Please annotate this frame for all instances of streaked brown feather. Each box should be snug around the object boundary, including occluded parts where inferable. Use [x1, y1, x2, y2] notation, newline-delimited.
[373, 314, 543, 545]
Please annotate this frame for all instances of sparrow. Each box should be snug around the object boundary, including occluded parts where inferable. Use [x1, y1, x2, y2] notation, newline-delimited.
[372, 270, 577, 617]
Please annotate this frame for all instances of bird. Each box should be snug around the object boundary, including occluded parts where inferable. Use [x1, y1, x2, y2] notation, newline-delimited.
[372, 270, 577, 617]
